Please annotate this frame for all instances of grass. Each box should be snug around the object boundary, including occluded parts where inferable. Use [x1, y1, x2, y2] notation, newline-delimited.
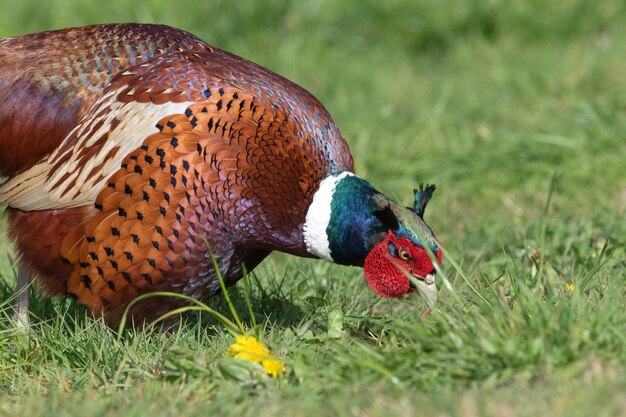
[1, 0, 626, 415]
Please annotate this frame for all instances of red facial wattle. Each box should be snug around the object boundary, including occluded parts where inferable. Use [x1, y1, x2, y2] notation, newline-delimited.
[363, 232, 441, 298]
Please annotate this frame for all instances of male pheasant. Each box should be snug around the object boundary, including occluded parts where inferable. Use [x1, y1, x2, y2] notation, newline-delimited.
[0, 24, 442, 326]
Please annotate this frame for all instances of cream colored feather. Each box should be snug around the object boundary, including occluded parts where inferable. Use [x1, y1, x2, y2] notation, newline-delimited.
[0, 88, 195, 210]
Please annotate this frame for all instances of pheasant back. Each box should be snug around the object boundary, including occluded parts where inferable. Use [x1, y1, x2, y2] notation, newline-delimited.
[0, 24, 354, 324]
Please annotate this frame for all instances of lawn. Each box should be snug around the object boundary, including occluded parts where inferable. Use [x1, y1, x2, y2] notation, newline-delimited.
[1, 1, 626, 416]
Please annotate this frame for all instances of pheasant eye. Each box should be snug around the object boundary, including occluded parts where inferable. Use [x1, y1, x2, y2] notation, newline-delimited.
[399, 249, 410, 260]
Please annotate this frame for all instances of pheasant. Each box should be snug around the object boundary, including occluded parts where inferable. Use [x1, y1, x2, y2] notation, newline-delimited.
[0, 24, 442, 327]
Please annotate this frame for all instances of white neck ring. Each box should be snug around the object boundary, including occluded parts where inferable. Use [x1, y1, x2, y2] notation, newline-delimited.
[303, 171, 355, 262]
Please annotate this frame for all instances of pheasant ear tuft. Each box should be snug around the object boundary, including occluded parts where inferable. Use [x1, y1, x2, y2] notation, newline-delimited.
[411, 183, 437, 218]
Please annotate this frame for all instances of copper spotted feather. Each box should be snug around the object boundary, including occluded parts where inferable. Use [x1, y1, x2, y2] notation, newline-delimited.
[0, 24, 353, 324]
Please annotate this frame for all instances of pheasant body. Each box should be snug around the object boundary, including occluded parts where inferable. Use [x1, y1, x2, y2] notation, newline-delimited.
[0, 24, 441, 326]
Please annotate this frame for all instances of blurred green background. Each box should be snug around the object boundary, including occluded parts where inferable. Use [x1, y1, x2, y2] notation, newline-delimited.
[1, 1, 626, 416]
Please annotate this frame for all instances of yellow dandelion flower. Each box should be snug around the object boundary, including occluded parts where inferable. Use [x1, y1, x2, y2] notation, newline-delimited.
[228, 335, 269, 361]
[260, 357, 284, 377]
[564, 282, 575, 296]
[228, 335, 285, 377]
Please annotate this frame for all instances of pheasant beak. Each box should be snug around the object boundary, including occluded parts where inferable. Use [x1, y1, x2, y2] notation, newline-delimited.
[408, 271, 437, 316]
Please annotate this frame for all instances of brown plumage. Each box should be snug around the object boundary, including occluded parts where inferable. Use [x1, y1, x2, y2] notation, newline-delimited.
[0, 24, 442, 327]
[0, 23, 353, 325]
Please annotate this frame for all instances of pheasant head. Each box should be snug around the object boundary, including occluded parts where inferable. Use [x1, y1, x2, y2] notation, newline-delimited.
[303, 174, 442, 308]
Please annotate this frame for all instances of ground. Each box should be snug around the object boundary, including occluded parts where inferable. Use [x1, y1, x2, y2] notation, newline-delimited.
[1, 1, 625, 416]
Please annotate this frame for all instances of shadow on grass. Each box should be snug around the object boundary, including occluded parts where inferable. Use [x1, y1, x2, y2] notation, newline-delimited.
[0, 266, 306, 337]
